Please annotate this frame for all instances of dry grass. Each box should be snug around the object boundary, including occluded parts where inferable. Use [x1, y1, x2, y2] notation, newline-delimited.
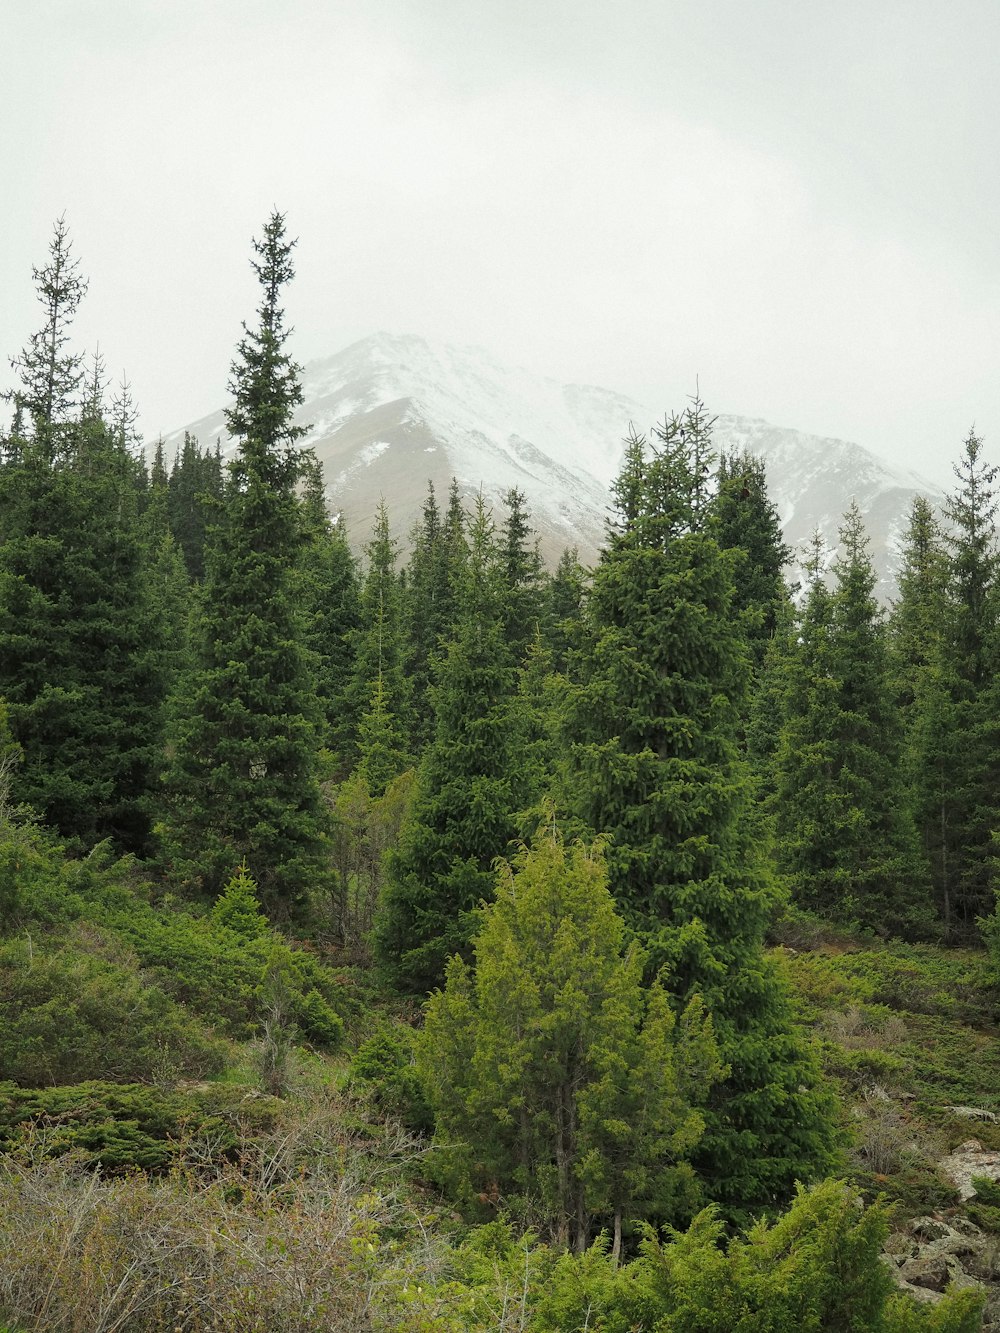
[0, 1097, 445, 1333]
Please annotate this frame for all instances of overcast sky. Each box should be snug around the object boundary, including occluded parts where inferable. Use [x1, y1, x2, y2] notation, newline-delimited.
[3, 0, 999, 485]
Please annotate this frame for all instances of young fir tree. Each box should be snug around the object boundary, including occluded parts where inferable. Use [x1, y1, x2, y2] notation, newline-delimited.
[375, 495, 531, 992]
[775, 508, 930, 935]
[561, 400, 836, 1219]
[418, 827, 724, 1257]
[159, 213, 327, 918]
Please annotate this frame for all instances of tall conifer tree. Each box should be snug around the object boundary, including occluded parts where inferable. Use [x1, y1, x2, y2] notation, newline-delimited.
[376, 496, 531, 992]
[775, 509, 930, 934]
[159, 213, 327, 917]
[562, 400, 836, 1217]
[0, 223, 165, 852]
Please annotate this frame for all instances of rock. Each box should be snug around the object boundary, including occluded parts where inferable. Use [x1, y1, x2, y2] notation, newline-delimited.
[884, 1231, 917, 1260]
[948, 1106, 1000, 1124]
[938, 1140, 1000, 1201]
[911, 1217, 951, 1243]
[899, 1253, 950, 1291]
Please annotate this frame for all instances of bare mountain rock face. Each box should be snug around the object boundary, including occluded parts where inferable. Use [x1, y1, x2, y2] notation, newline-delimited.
[164, 332, 945, 594]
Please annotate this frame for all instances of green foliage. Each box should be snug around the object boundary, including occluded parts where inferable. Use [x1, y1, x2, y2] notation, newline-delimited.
[377, 496, 532, 992]
[528, 1180, 982, 1332]
[403, 479, 467, 752]
[158, 213, 329, 916]
[0, 823, 346, 1053]
[350, 500, 412, 788]
[165, 432, 224, 581]
[713, 447, 791, 675]
[0, 1081, 280, 1172]
[350, 1023, 433, 1131]
[418, 829, 725, 1253]
[774, 510, 931, 935]
[0, 419, 168, 854]
[562, 403, 838, 1218]
[211, 860, 270, 939]
[326, 767, 416, 953]
[0, 936, 225, 1086]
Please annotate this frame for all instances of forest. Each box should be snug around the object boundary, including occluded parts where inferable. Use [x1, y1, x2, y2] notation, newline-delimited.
[0, 212, 996, 1330]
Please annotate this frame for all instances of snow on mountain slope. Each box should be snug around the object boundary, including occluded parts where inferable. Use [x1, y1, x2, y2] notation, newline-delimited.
[164, 332, 946, 593]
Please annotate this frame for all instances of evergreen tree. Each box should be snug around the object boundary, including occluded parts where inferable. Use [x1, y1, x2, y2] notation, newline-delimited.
[419, 828, 724, 1255]
[159, 213, 327, 917]
[888, 497, 957, 924]
[375, 496, 531, 992]
[297, 453, 361, 766]
[541, 545, 587, 677]
[713, 448, 791, 675]
[404, 481, 465, 751]
[498, 486, 544, 664]
[4, 215, 88, 453]
[562, 401, 836, 1217]
[349, 500, 411, 784]
[0, 234, 165, 852]
[775, 509, 930, 934]
[940, 431, 1000, 928]
[167, 433, 224, 581]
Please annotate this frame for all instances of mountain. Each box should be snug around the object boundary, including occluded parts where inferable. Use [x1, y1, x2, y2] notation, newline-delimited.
[164, 331, 945, 596]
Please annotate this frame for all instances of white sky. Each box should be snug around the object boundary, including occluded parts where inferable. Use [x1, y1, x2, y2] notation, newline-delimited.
[3, 0, 999, 485]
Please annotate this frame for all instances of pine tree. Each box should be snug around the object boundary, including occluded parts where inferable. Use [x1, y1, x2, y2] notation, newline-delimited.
[159, 213, 327, 917]
[375, 496, 531, 992]
[561, 401, 836, 1217]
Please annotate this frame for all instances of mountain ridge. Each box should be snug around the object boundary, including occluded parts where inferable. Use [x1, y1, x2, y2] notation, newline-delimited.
[163, 331, 945, 595]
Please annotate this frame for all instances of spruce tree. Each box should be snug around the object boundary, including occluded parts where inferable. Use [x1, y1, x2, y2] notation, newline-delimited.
[562, 400, 836, 1217]
[775, 509, 930, 935]
[167, 433, 224, 581]
[888, 497, 956, 923]
[404, 481, 464, 751]
[375, 496, 531, 992]
[0, 229, 165, 852]
[4, 215, 88, 454]
[941, 431, 1000, 928]
[349, 500, 411, 786]
[159, 213, 327, 917]
[541, 545, 587, 677]
[297, 453, 361, 766]
[498, 486, 544, 664]
[713, 448, 791, 676]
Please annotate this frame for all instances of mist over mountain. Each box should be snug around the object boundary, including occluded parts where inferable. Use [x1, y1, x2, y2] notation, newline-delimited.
[165, 331, 945, 595]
